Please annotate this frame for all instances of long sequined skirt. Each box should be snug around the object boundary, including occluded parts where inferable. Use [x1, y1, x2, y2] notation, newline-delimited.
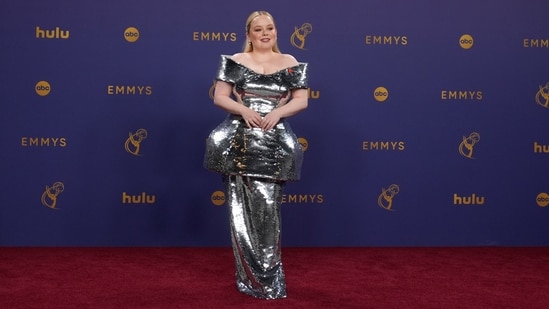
[223, 175, 287, 299]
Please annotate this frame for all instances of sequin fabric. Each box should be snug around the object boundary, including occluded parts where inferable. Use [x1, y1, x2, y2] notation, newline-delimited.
[204, 55, 309, 299]
[224, 175, 286, 299]
[204, 55, 308, 181]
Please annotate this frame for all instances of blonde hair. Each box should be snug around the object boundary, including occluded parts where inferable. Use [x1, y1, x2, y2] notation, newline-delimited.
[243, 11, 281, 53]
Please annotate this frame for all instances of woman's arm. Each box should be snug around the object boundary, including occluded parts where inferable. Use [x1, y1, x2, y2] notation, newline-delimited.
[213, 80, 262, 129]
[260, 88, 308, 131]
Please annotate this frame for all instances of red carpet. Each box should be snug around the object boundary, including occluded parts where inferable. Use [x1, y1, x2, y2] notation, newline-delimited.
[1, 247, 548, 308]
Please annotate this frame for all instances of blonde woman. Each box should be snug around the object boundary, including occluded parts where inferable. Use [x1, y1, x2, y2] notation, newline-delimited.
[204, 11, 309, 300]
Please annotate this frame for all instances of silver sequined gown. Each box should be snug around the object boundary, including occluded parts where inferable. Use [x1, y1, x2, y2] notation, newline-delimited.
[204, 55, 308, 299]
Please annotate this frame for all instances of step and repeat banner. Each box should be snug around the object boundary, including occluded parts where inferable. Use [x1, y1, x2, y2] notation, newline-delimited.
[1, 0, 548, 246]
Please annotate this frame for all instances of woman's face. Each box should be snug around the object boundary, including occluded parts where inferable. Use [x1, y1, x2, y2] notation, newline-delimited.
[247, 15, 277, 50]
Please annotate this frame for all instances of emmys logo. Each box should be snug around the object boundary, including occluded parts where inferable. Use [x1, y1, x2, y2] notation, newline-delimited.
[523, 38, 549, 48]
[282, 194, 324, 204]
[365, 35, 408, 45]
[459, 132, 480, 159]
[378, 184, 399, 211]
[535, 82, 549, 108]
[35, 81, 51, 96]
[441, 90, 483, 100]
[21, 137, 67, 147]
[211, 191, 225, 206]
[122, 192, 156, 204]
[124, 27, 139, 42]
[373, 86, 388, 102]
[363, 141, 405, 151]
[193, 32, 237, 41]
[41, 182, 64, 210]
[124, 129, 148, 156]
[453, 193, 485, 205]
[35, 26, 69, 39]
[290, 23, 312, 50]
[459, 34, 474, 49]
[107, 85, 152, 95]
[537, 193, 549, 207]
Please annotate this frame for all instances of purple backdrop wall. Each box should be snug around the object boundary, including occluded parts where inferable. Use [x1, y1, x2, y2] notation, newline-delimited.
[1, 0, 548, 246]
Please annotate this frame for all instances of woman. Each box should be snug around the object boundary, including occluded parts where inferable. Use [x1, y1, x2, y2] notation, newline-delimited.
[204, 11, 309, 299]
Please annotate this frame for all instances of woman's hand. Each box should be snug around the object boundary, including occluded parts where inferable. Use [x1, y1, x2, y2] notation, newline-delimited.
[260, 111, 281, 131]
[241, 107, 262, 129]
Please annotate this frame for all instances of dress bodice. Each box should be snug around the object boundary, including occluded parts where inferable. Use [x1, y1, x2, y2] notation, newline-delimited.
[216, 55, 308, 116]
[204, 55, 309, 181]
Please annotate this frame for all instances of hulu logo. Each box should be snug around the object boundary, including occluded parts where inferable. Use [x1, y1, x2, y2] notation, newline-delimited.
[35, 26, 69, 39]
[534, 142, 549, 153]
[453, 194, 485, 205]
[122, 192, 156, 204]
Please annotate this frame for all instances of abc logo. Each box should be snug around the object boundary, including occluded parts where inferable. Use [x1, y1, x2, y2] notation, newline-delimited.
[124, 27, 140, 43]
[459, 34, 474, 49]
[298, 137, 309, 151]
[35, 80, 51, 96]
[374, 86, 388, 102]
[211, 190, 225, 206]
[536, 192, 549, 207]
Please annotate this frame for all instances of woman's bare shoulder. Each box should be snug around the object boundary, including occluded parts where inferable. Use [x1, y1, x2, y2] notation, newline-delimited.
[279, 53, 299, 66]
[230, 53, 250, 62]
